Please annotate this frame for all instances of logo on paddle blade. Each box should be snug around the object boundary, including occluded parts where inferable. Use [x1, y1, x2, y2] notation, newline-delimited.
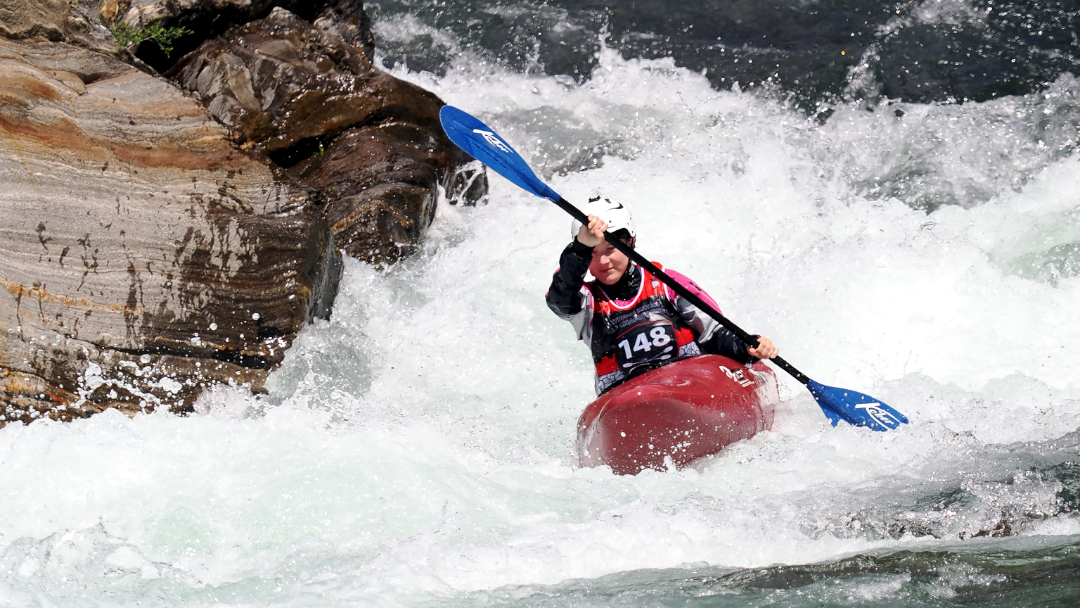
[855, 402, 900, 428]
[473, 129, 511, 153]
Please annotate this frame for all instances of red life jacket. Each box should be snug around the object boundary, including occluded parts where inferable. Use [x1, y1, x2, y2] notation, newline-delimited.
[587, 263, 701, 394]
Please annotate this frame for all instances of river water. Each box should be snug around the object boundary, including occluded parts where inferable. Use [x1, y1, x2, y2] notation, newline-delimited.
[3, 0, 1080, 606]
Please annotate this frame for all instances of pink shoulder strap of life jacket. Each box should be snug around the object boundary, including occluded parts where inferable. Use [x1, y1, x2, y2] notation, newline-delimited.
[659, 268, 722, 314]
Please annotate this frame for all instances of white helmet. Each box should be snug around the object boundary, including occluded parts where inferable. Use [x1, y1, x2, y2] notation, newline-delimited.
[570, 197, 637, 240]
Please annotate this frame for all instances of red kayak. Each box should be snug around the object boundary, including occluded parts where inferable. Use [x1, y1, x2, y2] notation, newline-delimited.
[576, 355, 779, 475]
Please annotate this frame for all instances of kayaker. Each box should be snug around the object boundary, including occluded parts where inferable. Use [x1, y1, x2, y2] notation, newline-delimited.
[546, 197, 779, 395]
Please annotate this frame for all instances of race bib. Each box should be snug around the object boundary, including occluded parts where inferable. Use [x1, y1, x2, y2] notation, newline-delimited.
[614, 321, 677, 370]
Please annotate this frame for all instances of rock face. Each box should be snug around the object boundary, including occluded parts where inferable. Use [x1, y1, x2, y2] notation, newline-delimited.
[0, 0, 485, 426]
[0, 37, 340, 423]
[168, 5, 483, 263]
[112, 0, 376, 71]
[1, 0, 116, 53]
[1, 0, 73, 41]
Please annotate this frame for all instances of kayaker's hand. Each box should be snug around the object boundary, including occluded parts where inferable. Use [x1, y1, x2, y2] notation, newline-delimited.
[747, 336, 778, 359]
[576, 214, 607, 247]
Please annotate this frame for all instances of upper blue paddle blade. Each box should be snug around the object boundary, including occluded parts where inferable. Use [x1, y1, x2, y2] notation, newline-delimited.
[439, 105, 561, 202]
[807, 379, 909, 432]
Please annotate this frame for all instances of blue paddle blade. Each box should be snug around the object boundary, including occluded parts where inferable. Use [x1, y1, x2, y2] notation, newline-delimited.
[807, 379, 909, 431]
[439, 105, 561, 202]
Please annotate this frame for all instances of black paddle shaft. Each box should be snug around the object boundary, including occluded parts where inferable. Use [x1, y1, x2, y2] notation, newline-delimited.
[554, 197, 811, 386]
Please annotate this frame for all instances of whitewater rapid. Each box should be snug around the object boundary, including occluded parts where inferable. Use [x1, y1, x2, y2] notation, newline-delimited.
[3, 37, 1080, 607]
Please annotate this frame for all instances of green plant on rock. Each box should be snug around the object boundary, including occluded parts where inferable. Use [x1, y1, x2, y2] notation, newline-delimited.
[112, 21, 192, 58]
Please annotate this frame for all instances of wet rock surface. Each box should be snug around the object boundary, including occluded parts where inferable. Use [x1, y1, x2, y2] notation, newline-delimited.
[1, 0, 483, 425]
[170, 6, 483, 263]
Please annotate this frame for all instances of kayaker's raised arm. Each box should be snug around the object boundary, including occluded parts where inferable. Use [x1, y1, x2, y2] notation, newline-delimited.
[545, 213, 608, 319]
[545, 241, 593, 319]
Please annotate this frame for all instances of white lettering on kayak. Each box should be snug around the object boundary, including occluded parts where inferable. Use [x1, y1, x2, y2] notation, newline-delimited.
[856, 402, 901, 428]
[717, 365, 754, 388]
[474, 129, 511, 153]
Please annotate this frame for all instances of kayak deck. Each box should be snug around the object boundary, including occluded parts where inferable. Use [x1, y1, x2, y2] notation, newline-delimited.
[576, 355, 778, 475]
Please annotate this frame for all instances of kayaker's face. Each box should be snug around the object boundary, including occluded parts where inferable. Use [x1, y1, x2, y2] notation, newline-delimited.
[590, 239, 631, 285]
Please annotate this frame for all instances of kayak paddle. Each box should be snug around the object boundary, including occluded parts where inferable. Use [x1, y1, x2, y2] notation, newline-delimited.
[439, 105, 908, 432]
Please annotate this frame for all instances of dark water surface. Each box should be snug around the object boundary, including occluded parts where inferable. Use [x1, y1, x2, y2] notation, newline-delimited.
[455, 536, 1080, 607]
[369, 0, 1080, 110]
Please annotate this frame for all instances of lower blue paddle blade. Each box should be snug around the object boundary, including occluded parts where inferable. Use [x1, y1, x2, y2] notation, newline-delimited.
[439, 105, 561, 202]
[817, 398, 844, 427]
[807, 379, 908, 431]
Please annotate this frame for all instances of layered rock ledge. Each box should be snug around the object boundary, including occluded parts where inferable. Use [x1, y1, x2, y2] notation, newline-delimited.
[0, 37, 340, 422]
[0, 0, 486, 425]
